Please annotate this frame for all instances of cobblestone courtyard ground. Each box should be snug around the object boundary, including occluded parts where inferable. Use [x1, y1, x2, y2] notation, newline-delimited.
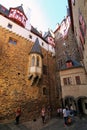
[0, 115, 87, 130]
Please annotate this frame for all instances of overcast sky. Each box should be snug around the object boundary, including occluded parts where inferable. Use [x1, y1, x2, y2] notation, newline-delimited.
[0, 0, 68, 33]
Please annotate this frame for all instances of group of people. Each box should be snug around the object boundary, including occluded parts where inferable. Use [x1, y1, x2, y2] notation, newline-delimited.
[63, 105, 75, 126]
[15, 105, 51, 125]
[15, 105, 74, 126]
[57, 105, 74, 126]
[57, 107, 63, 118]
[63, 107, 71, 126]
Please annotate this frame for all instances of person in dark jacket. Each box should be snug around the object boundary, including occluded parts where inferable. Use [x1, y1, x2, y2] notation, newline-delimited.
[15, 107, 21, 125]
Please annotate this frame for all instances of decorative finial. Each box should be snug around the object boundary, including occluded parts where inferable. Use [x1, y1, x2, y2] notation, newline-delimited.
[21, 4, 23, 7]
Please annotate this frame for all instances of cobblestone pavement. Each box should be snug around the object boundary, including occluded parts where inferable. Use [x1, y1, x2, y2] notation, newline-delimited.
[0, 116, 87, 130]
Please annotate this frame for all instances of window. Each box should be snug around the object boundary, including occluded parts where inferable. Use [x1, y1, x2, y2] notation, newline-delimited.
[58, 59, 63, 69]
[42, 42, 44, 46]
[43, 87, 47, 95]
[84, 0, 87, 6]
[36, 56, 39, 66]
[9, 37, 17, 45]
[85, 103, 87, 109]
[72, 0, 75, 5]
[63, 78, 67, 85]
[66, 62, 73, 68]
[63, 77, 72, 85]
[43, 65, 47, 75]
[75, 76, 81, 84]
[29, 35, 32, 39]
[7, 23, 12, 29]
[31, 56, 35, 66]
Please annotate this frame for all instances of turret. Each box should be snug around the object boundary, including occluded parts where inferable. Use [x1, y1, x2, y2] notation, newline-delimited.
[8, 4, 27, 28]
[28, 38, 43, 86]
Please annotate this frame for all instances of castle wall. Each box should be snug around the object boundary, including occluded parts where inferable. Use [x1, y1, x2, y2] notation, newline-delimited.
[0, 15, 55, 54]
[0, 26, 57, 122]
[70, 0, 87, 72]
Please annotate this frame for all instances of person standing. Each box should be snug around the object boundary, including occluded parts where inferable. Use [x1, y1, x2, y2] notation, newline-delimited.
[57, 108, 60, 118]
[70, 104, 74, 115]
[41, 106, 46, 124]
[47, 105, 51, 119]
[63, 107, 68, 126]
[59, 108, 63, 118]
[15, 107, 21, 125]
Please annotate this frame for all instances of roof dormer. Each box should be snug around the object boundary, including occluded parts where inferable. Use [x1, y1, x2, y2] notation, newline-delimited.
[66, 60, 73, 68]
[43, 29, 55, 47]
[8, 4, 27, 28]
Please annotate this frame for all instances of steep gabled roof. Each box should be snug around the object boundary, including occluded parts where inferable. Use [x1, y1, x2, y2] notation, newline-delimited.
[31, 26, 42, 37]
[9, 4, 27, 19]
[15, 5, 25, 14]
[29, 38, 43, 57]
[43, 30, 54, 39]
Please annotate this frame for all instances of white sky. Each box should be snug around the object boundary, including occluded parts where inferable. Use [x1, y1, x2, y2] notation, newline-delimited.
[0, 0, 49, 32]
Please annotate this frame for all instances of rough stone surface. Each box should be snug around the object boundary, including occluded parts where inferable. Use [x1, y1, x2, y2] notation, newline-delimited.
[0, 27, 58, 122]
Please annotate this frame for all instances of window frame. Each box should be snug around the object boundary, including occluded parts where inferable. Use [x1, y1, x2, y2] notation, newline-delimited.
[7, 23, 13, 29]
[75, 76, 81, 85]
[36, 56, 39, 67]
[31, 56, 35, 66]
[8, 37, 17, 45]
[43, 87, 47, 95]
[63, 77, 72, 85]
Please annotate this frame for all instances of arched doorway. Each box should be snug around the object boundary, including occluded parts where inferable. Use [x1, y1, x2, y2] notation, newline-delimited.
[63, 96, 76, 110]
[78, 98, 83, 114]
[77, 96, 87, 115]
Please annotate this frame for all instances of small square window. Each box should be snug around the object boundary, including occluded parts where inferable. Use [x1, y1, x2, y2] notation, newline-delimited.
[8, 37, 17, 45]
[63, 77, 72, 85]
[75, 76, 81, 85]
[42, 42, 44, 46]
[85, 103, 87, 109]
[29, 35, 32, 39]
[7, 23, 12, 29]
[43, 87, 47, 95]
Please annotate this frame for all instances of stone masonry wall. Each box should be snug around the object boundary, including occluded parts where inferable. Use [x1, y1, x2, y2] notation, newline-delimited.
[0, 26, 58, 122]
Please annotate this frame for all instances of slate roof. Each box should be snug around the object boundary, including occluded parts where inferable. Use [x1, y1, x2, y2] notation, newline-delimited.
[29, 38, 43, 57]
[43, 30, 54, 39]
[60, 59, 82, 70]
[43, 31, 51, 38]
[31, 26, 42, 37]
[0, 4, 9, 16]
[9, 4, 27, 19]
[15, 5, 25, 14]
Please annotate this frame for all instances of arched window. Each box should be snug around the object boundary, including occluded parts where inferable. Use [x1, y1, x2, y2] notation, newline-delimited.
[43, 87, 47, 95]
[31, 56, 35, 66]
[36, 56, 39, 66]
